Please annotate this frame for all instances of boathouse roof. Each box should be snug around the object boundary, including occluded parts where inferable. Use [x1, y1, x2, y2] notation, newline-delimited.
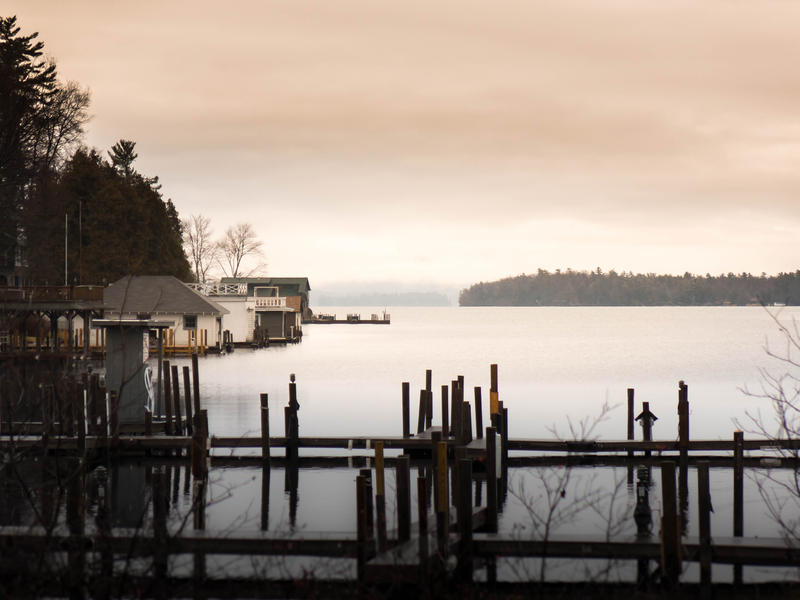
[220, 277, 311, 295]
[105, 276, 228, 316]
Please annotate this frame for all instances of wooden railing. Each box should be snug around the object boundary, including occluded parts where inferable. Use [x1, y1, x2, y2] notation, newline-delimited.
[254, 297, 286, 308]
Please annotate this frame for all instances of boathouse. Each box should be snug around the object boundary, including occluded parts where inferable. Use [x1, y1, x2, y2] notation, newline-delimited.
[93, 276, 227, 351]
[188, 277, 310, 344]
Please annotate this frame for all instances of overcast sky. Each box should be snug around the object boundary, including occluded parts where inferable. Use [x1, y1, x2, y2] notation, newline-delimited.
[8, 1, 800, 288]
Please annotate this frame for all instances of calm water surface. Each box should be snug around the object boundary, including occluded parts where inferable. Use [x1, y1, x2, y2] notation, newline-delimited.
[172, 306, 798, 441]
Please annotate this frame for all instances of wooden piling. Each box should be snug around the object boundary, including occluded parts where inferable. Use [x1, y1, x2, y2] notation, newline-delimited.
[260, 393, 270, 461]
[441, 385, 449, 438]
[425, 369, 432, 393]
[435, 440, 449, 556]
[627, 388, 635, 457]
[678, 381, 689, 458]
[171, 365, 183, 436]
[425, 389, 433, 430]
[697, 462, 712, 594]
[660, 461, 680, 587]
[360, 468, 374, 549]
[163, 361, 174, 435]
[417, 475, 429, 571]
[402, 382, 410, 438]
[356, 474, 367, 582]
[183, 366, 193, 435]
[417, 389, 427, 434]
[375, 441, 387, 552]
[145, 408, 152, 436]
[396, 455, 411, 542]
[450, 380, 459, 437]
[191, 352, 201, 415]
[733, 430, 744, 585]
[457, 458, 473, 582]
[474, 387, 483, 439]
[486, 426, 498, 533]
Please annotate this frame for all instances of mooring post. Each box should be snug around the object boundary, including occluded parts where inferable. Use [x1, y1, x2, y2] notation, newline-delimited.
[627, 388, 635, 456]
[474, 387, 483, 439]
[191, 352, 201, 415]
[425, 389, 433, 430]
[375, 441, 388, 552]
[396, 455, 411, 542]
[501, 404, 509, 471]
[450, 380, 459, 437]
[697, 461, 712, 595]
[260, 393, 270, 461]
[145, 407, 152, 436]
[425, 369, 432, 393]
[356, 474, 367, 582]
[678, 381, 689, 459]
[486, 426, 498, 533]
[288, 377, 300, 461]
[441, 384, 449, 438]
[182, 366, 193, 435]
[417, 475, 429, 575]
[660, 461, 680, 587]
[435, 440, 449, 556]
[171, 365, 183, 436]
[417, 389, 427, 434]
[457, 458, 473, 582]
[163, 361, 173, 435]
[402, 382, 410, 438]
[733, 430, 744, 585]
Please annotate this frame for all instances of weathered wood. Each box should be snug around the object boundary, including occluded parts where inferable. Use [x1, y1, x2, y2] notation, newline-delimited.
[163, 361, 173, 435]
[183, 366, 193, 435]
[171, 365, 183, 436]
[396, 455, 411, 542]
[441, 385, 449, 438]
[402, 382, 410, 439]
[733, 430, 744, 585]
[450, 380, 459, 437]
[698, 461, 712, 594]
[425, 389, 433, 430]
[660, 461, 680, 586]
[145, 408, 152, 436]
[436, 440, 448, 556]
[425, 369, 432, 393]
[356, 474, 367, 582]
[474, 387, 483, 439]
[260, 393, 270, 461]
[486, 426, 498, 533]
[416, 389, 426, 434]
[191, 352, 201, 415]
[374, 441, 387, 552]
[627, 388, 634, 458]
[417, 475, 429, 573]
[457, 458, 473, 581]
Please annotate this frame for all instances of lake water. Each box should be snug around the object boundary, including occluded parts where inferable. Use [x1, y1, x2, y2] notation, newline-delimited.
[11, 306, 792, 583]
[171, 306, 799, 442]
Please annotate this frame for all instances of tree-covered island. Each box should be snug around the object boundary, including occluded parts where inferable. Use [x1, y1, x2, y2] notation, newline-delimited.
[459, 269, 800, 306]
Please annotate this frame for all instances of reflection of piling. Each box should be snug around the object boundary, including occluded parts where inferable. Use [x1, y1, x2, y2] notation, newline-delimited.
[456, 458, 473, 582]
[395, 455, 411, 542]
[374, 442, 387, 552]
[733, 430, 744, 585]
[697, 461, 712, 596]
[660, 461, 680, 588]
[152, 467, 168, 599]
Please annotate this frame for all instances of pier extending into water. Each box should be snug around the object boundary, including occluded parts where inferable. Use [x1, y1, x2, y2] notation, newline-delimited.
[0, 361, 798, 597]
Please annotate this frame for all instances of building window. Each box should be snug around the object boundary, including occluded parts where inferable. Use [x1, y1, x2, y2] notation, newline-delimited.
[183, 315, 197, 330]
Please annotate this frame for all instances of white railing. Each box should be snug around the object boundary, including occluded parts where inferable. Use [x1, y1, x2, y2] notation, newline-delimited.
[255, 297, 287, 308]
[187, 282, 247, 296]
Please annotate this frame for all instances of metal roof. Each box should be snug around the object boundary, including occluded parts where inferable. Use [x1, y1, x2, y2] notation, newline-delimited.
[105, 276, 229, 316]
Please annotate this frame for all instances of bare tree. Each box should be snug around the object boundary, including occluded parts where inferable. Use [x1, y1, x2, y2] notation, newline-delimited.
[217, 223, 266, 278]
[182, 214, 218, 283]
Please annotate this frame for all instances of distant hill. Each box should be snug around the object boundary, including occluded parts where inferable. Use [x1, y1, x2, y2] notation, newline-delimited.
[459, 269, 800, 306]
[314, 291, 452, 307]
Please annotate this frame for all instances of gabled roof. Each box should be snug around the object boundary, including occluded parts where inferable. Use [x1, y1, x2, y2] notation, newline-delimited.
[220, 277, 311, 293]
[105, 276, 228, 316]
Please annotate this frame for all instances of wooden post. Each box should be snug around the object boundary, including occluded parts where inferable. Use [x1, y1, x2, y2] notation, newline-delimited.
[182, 366, 193, 435]
[417, 389, 427, 434]
[260, 393, 270, 461]
[450, 380, 459, 437]
[501, 405, 509, 470]
[425, 389, 433, 430]
[396, 455, 411, 542]
[440, 385, 449, 438]
[678, 381, 689, 457]
[402, 382, 410, 438]
[375, 441, 387, 552]
[474, 387, 483, 439]
[660, 461, 680, 587]
[356, 474, 367, 582]
[171, 364, 182, 436]
[457, 458, 473, 582]
[436, 440, 448, 556]
[486, 426, 498, 533]
[191, 352, 201, 415]
[417, 475, 429, 572]
[627, 388, 635, 458]
[191, 413, 205, 479]
[733, 430, 744, 585]
[163, 360, 173, 435]
[697, 462, 712, 594]
[425, 369, 432, 393]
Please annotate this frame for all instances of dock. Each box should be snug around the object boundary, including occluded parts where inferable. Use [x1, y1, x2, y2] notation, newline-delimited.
[0, 361, 798, 597]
